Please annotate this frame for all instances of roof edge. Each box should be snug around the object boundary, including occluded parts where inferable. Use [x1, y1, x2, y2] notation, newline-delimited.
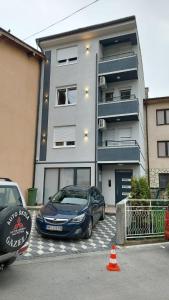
[144, 96, 169, 104]
[0, 27, 44, 60]
[36, 15, 136, 44]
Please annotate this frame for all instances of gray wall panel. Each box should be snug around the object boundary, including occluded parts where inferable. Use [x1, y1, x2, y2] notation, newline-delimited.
[99, 55, 138, 74]
[98, 99, 139, 117]
[98, 146, 140, 161]
[39, 51, 51, 161]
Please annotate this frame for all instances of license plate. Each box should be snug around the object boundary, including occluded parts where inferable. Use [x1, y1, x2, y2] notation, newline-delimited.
[46, 225, 63, 231]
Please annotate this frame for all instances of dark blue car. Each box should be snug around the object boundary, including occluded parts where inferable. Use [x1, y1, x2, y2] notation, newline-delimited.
[36, 185, 105, 239]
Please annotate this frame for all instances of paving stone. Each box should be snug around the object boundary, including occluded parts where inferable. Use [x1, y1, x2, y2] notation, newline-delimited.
[20, 212, 116, 260]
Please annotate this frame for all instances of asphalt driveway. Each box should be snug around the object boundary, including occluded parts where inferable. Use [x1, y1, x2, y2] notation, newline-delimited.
[1, 243, 169, 300]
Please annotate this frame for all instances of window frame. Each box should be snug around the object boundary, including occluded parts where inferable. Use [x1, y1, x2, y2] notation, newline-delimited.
[120, 89, 131, 100]
[156, 109, 169, 126]
[159, 173, 169, 189]
[43, 167, 91, 204]
[53, 126, 76, 149]
[56, 46, 78, 66]
[105, 91, 114, 102]
[157, 141, 169, 157]
[56, 86, 77, 107]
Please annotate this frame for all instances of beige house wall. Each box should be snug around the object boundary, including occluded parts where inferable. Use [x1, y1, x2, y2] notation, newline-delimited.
[0, 38, 41, 198]
[146, 100, 169, 188]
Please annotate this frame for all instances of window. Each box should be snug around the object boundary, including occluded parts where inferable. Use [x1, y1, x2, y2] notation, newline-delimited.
[76, 169, 91, 186]
[56, 86, 77, 106]
[105, 92, 113, 102]
[60, 169, 74, 189]
[159, 173, 169, 189]
[44, 168, 91, 203]
[57, 46, 78, 65]
[53, 126, 76, 148]
[120, 89, 131, 100]
[156, 109, 169, 125]
[157, 141, 169, 157]
[119, 128, 132, 139]
[0, 186, 22, 207]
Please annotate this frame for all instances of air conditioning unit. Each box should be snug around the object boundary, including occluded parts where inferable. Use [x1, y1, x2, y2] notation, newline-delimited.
[98, 119, 106, 130]
[99, 76, 107, 89]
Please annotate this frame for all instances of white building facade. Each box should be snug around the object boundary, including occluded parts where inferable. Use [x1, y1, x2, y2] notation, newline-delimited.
[35, 16, 146, 205]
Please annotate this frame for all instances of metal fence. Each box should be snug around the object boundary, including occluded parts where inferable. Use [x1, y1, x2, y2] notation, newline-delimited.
[126, 200, 169, 239]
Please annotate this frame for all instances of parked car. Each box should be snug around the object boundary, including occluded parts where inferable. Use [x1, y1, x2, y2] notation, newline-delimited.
[36, 185, 105, 239]
[164, 206, 169, 240]
[0, 178, 32, 270]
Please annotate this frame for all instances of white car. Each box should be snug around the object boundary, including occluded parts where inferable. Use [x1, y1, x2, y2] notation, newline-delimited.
[0, 178, 32, 270]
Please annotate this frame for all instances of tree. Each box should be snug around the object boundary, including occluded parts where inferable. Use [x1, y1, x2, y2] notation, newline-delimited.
[131, 176, 150, 199]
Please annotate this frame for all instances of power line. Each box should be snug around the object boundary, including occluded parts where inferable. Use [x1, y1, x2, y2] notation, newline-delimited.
[24, 0, 100, 41]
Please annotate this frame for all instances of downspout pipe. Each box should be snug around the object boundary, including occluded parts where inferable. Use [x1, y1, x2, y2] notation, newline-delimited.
[95, 54, 98, 187]
[32, 42, 45, 187]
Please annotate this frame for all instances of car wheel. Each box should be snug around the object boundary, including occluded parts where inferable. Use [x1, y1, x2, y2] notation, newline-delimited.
[0, 206, 31, 253]
[84, 218, 93, 239]
[100, 206, 105, 221]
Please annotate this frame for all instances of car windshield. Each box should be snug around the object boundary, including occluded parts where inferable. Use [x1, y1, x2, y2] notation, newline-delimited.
[51, 189, 88, 206]
[0, 186, 22, 208]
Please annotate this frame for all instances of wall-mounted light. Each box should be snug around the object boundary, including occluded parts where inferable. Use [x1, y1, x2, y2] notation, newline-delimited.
[85, 45, 90, 54]
[84, 129, 89, 140]
[44, 94, 48, 104]
[41, 131, 46, 143]
[85, 87, 89, 97]
[45, 59, 49, 64]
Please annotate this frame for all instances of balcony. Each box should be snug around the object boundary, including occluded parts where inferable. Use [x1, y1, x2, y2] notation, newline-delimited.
[98, 52, 138, 82]
[98, 95, 139, 121]
[97, 140, 140, 163]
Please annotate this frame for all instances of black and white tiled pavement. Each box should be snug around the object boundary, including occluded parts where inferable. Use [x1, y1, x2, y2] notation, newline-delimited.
[21, 211, 116, 259]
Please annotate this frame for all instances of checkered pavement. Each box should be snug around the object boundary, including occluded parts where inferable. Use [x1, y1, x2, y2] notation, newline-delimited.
[21, 211, 116, 259]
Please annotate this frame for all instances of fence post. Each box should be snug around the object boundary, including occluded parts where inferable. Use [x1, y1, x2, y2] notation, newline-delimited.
[116, 199, 127, 245]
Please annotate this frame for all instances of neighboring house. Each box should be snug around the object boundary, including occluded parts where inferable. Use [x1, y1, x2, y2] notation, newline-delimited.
[35, 16, 146, 205]
[0, 28, 44, 197]
[144, 96, 169, 193]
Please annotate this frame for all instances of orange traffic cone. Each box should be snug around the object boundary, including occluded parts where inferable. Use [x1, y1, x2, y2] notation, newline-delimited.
[106, 245, 120, 272]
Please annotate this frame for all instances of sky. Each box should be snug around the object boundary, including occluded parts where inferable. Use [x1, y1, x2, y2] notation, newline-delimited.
[1, 0, 169, 98]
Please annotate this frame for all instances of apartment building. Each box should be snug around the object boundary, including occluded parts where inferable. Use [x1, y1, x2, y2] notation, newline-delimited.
[0, 28, 44, 196]
[35, 16, 146, 205]
[144, 97, 169, 192]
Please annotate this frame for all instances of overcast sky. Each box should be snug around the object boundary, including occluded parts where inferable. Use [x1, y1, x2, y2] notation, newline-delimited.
[1, 0, 169, 97]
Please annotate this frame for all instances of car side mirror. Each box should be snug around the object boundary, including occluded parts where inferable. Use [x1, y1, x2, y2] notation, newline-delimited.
[48, 196, 52, 201]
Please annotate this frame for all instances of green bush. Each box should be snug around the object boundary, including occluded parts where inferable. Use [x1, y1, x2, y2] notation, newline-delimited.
[130, 176, 150, 199]
[166, 182, 169, 199]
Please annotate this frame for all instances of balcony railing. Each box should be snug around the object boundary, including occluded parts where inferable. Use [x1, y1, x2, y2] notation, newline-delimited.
[98, 97, 139, 120]
[98, 54, 138, 82]
[100, 51, 136, 62]
[99, 94, 137, 104]
[97, 140, 140, 163]
[99, 140, 139, 148]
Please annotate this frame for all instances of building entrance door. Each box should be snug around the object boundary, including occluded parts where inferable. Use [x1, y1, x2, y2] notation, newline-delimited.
[115, 170, 132, 204]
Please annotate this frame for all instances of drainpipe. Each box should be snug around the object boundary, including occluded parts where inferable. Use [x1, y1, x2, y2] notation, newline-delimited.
[32, 59, 43, 187]
[95, 54, 98, 187]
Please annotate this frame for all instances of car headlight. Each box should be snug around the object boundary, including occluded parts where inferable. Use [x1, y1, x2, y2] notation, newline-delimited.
[36, 211, 43, 220]
[71, 213, 86, 223]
